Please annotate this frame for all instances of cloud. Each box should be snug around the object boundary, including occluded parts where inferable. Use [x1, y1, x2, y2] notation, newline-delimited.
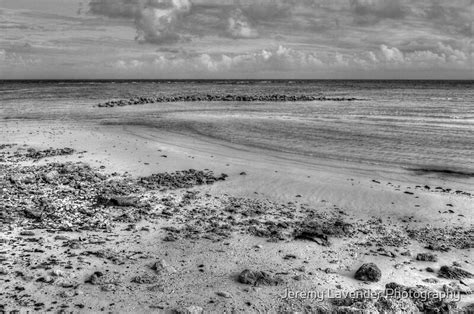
[380, 45, 404, 63]
[135, 0, 192, 44]
[88, 0, 192, 44]
[226, 8, 258, 38]
[108, 40, 473, 78]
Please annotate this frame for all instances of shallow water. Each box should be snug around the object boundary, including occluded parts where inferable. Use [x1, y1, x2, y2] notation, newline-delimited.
[1, 80, 473, 173]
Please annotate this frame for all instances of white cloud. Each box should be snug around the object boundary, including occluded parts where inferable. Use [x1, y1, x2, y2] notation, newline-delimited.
[108, 41, 473, 78]
[380, 45, 404, 63]
[226, 8, 258, 39]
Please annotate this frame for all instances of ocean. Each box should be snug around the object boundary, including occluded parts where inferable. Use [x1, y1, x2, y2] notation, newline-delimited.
[1, 80, 473, 174]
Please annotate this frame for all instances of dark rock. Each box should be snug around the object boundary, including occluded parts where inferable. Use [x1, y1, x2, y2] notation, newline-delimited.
[438, 266, 473, 280]
[86, 271, 104, 285]
[97, 195, 139, 207]
[131, 274, 159, 284]
[354, 263, 382, 282]
[294, 219, 353, 246]
[237, 269, 283, 286]
[19, 230, 36, 236]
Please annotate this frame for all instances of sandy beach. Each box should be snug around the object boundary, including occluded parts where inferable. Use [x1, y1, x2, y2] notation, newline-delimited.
[1, 112, 473, 312]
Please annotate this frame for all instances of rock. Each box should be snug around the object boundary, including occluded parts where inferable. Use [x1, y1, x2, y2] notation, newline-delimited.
[97, 194, 139, 207]
[37, 276, 54, 284]
[131, 273, 159, 284]
[0, 267, 8, 275]
[23, 208, 42, 220]
[354, 263, 382, 282]
[152, 260, 177, 274]
[237, 269, 283, 286]
[43, 170, 59, 183]
[216, 291, 232, 298]
[86, 271, 104, 285]
[19, 230, 35, 236]
[438, 266, 473, 280]
[51, 269, 64, 277]
[416, 253, 438, 262]
[59, 290, 75, 298]
[294, 219, 353, 246]
[422, 278, 439, 284]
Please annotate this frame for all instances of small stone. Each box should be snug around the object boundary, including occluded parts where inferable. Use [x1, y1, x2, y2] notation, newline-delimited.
[37, 276, 54, 284]
[216, 291, 232, 298]
[354, 263, 382, 282]
[152, 259, 177, 274]
[131, 274, 158, 284]
[238, 269, 283, 286]
[59, 290, 75, 298]
[19, 230, 35, 236]
[51, 269, 64, 277]
[422, 278, 439, 284]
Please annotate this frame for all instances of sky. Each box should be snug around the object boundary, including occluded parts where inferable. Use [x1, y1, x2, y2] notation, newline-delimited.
[0, 0, 473, 79]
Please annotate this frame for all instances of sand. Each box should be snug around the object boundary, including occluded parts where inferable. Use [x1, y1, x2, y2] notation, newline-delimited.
[0, 118, 473, 313]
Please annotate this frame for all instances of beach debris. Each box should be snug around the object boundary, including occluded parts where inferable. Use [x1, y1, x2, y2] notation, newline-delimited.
[131, 274, 159, 284]
[407, 226, 474, 251]
[383, 283, 458, 312]
[139, 169, 227, 190]
[416, 253, 438, 262]
[438, 266, 473, 280]
[25, 147, 75, 161]
[354, 263, 382, 282]
[237, 269, 283, 286]
[293, 219, 353, 246]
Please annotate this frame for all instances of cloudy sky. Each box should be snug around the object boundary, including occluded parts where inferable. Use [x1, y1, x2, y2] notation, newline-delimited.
[0, 0, 472, 79]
